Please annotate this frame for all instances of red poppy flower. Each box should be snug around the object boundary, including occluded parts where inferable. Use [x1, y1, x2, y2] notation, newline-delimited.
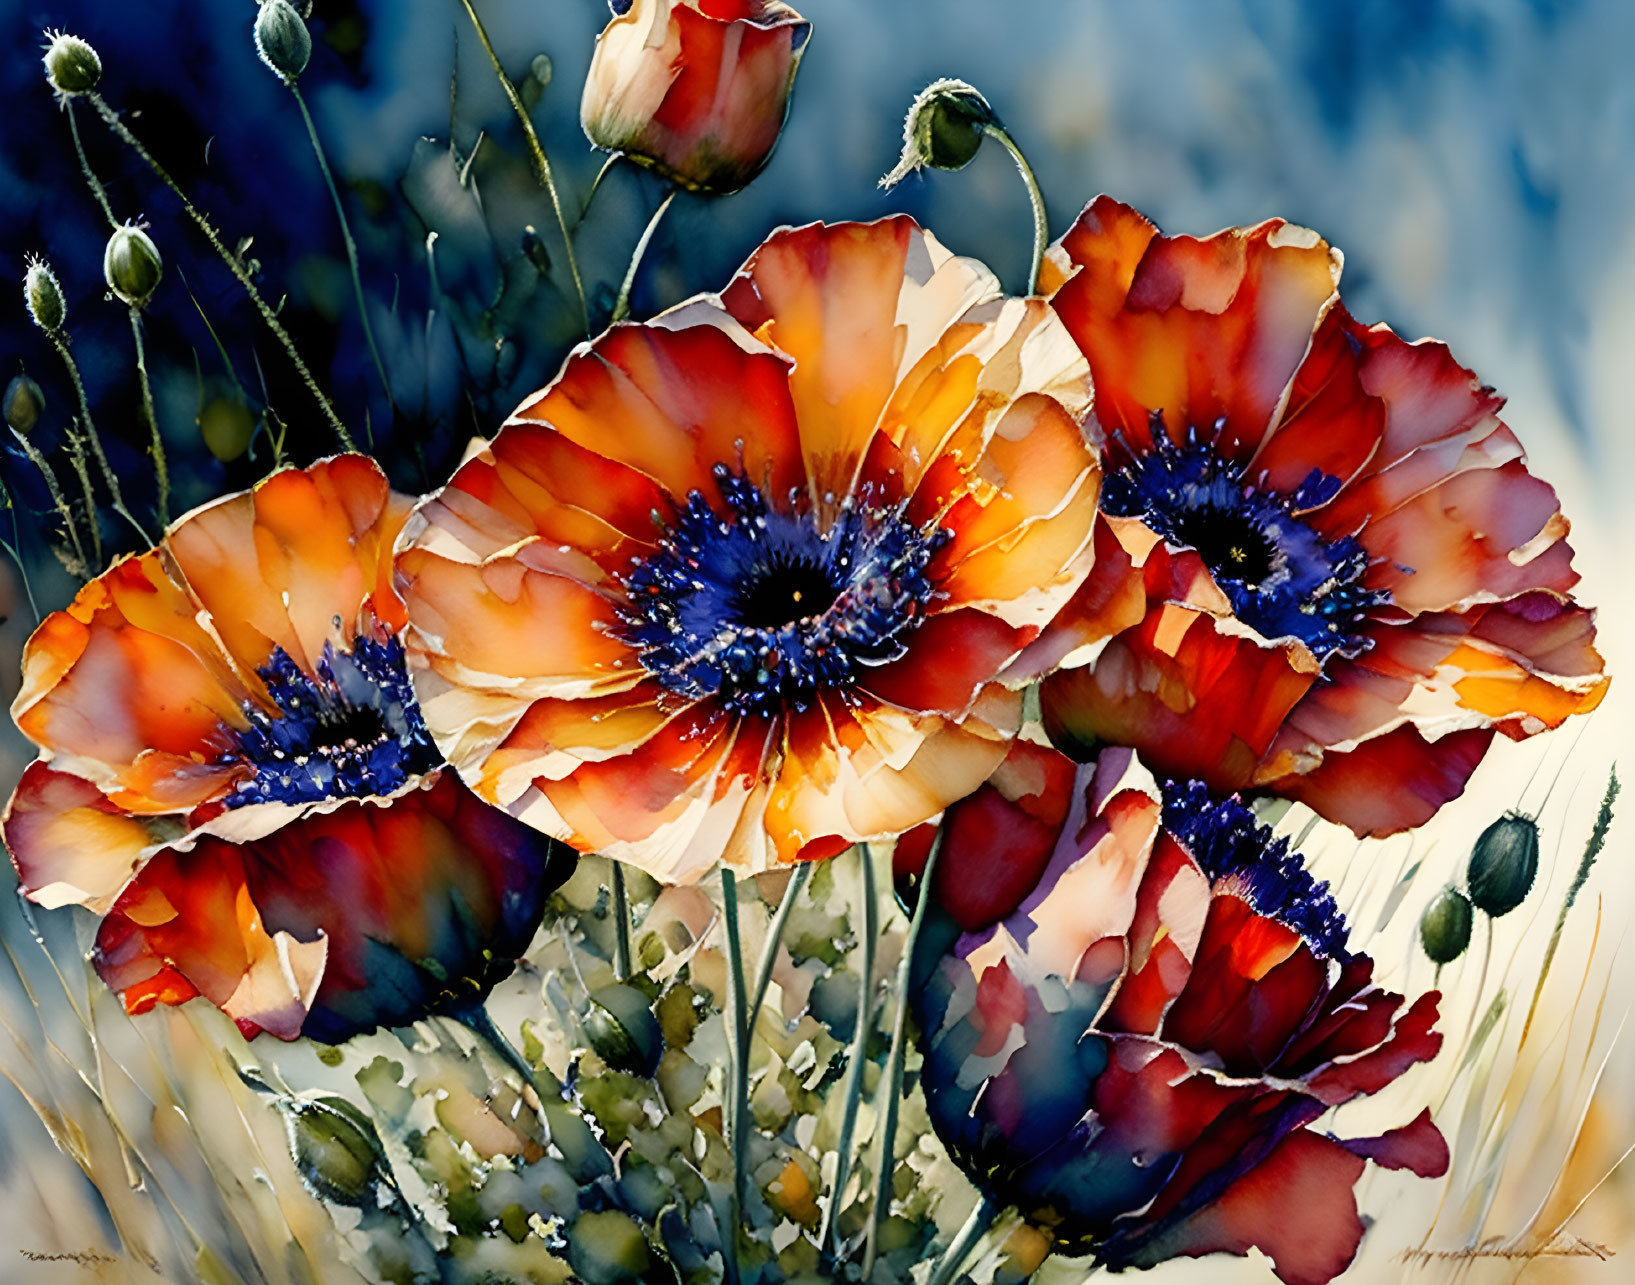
[905, 741, 1447, 1285]
[3, 457, 571, 1041]
[395, 217, 1100, 883]
[581, 0, 810, 195]
[1027, 197, 1607, 836]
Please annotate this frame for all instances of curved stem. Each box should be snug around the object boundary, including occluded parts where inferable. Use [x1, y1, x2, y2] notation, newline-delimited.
[982, 122, 1047, 295]
[748, 861, 813, 1024]
[0, 476, 41, 622]
[582, 152, 622, 219]
[12, 430, 88, 574]
[864, 825, 948, 1274]
[611, 186, 676, 324]
[819, 844, 879, 1260]
[289, 82, 395, 416]
[926, 1193, 998, 1285]
[719, 869, 747, 1285]
[610, 861, 633, 980]
[89, 92, 355, 451]
[49, 334, 149, 544]
[456, 0, 588, 333]
[127, 308, 169, 528]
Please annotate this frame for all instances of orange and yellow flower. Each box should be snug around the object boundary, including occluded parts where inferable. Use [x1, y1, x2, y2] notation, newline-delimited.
[395, 217, 1100, 883]
[581, 0, 809, 195]
[3, 457, 571, 1041]
[1029, 197, 1607, 836]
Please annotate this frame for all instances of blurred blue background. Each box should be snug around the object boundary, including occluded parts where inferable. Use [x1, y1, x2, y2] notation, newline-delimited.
[2, 0, 1634, 1272]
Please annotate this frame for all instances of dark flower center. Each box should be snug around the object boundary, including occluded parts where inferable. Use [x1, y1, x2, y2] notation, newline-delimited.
[1101, 417, 1389, 660]
[618, 466, 947, 718]
[222, 634, 439, 809]
[1161, 779, 1348, 957]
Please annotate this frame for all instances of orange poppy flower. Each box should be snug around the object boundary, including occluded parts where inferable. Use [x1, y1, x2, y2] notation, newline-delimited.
[395, 217, 1100, 883]
[581, 0, 810, 195]
[1030, 197, 1607, 835]
[3, 457, 571, 1041]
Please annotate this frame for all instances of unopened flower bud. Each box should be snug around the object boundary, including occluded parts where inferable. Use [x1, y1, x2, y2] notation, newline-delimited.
[882, 78, 997, 189]
[104, 224, 163, 307]
[1467, 812, 1540, 918]
[1419, 885, 1473, 964]
[583, 983, 663, 1078]
[24, 257, 66, 333]
[199, 396, 257, 462]
[279, 1095, 386, 1208]
[568, 1209, 652, 1285]
[254, 0, 312, 83]
[3, 375, 45, 436]
[42, 31, 101, 97]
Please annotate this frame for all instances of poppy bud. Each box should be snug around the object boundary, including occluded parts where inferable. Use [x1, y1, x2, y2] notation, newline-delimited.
[581, 0, 810, 195]
[1419, 885, 1473, 964]
[1467, 812, 1540, 918]
[23, 257, 66, 334]
[882, 78, 997, 190]
[103, 224, 163, 307]
[42, 31, 101, 97]
[198, 396, 256, 462]
[4, 376, 45, 436]
[583, 983, 664, 1078]
[254, 0, 311, 83]
[278, 1095, 387, 1208]
[568, 1209, 652, 1285]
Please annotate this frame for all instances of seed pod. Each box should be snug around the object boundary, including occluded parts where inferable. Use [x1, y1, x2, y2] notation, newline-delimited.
[882, 78, 998, 188]
[583, 982, 664, 1078]
[24, 257, 66, 334]
[1419, 885, 1473, 964]
[567, 1209, 652, 1285]
[42, 31, 101, 97]
[254, 0, 311, 82]
[1467, 812, 1540, 918]
[279, 1095, 386, 1208]
[4, 375, 45, 436]
[104, 224, 163, 307]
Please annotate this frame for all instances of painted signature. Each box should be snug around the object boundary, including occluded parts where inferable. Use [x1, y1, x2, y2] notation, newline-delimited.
[18, 1248, 118, 1267]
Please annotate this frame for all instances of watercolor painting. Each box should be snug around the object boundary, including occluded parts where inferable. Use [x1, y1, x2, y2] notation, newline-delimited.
[0, 3, 1629, 1283]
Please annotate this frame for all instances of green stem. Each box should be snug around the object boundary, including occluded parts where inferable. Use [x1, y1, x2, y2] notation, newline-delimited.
[289, 82, 395, 415]
[67, 100, 117, 228]
[127, 309, 169, 528]
[456, 0, 588, 333]
[49, 334, 149, 544]
[610, 861, 633, 981]
[819, 844, 879, 1260]
[60, 422, 102, 567]
[0, 475, 41, 621]
[88, 92, 355, 452]
[720, 869, 747, 1285]
[926, 1193, 999, 1285]
[982, 122, 1047, 295]
[12, 430, 88, 577]
[611, 187, 676, 324]
[864, 825, 948, 1274]
[748, 861, 814, 1023]
[582, 152, 622, 219]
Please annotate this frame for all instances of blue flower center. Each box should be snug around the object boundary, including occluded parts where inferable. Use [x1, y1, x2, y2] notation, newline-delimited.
[223, 635, 439, 809]
[618, 466, 947, 719]
[1101, 419, 1389, 660]
[1161, 779, 1348, 957]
